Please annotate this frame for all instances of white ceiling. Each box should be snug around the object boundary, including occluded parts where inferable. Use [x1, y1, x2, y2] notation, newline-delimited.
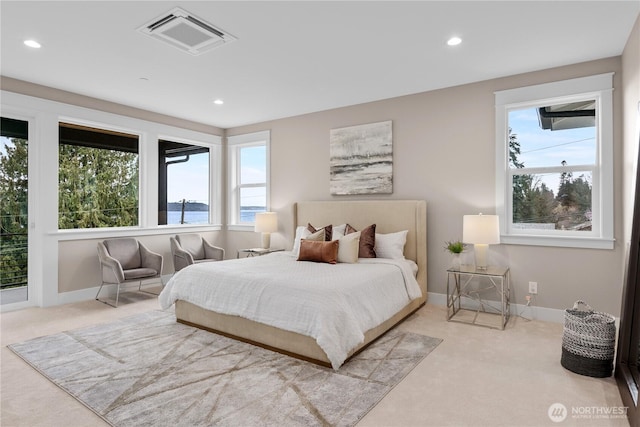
[1, 1, 639, 129]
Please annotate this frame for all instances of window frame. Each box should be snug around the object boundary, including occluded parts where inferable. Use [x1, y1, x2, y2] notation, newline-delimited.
[50, 116, 222, 238]
[157, 134, 222, 227]
[495, 73, 614, 249]
[227, 130, 270, 231]
[57, 120, 142, 230]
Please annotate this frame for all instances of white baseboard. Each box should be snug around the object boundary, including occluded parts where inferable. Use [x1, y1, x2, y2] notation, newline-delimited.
[8, 283, 567, 324]
[57, 275, 171, 306]
[57, 286, 104, 305]
[427, 292, 565, 323]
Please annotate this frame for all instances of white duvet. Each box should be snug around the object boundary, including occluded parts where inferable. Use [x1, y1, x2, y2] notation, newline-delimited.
[159, 252, 422, 369]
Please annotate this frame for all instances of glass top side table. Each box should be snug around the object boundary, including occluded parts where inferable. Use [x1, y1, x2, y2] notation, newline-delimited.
[237, 248, 284, 258]
[446, 264, 511, 330]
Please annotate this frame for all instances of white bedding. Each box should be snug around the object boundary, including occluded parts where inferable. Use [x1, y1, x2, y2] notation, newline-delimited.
[159, 251, 422, 369]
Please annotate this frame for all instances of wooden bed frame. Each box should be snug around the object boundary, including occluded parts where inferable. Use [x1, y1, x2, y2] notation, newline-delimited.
[176, 200, 428, 367]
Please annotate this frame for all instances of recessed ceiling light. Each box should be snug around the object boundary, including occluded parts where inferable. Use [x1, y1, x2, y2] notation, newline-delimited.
[24, 39, 41, 48]
[447, 37, 462, 46]
[213, 99, 224, 105]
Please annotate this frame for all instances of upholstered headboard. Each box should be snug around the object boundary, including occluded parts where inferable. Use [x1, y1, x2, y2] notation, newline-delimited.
[293, 200, 427, 300]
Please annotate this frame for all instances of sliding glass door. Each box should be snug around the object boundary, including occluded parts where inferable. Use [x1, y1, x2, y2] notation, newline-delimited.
[0, 117, 29, 304]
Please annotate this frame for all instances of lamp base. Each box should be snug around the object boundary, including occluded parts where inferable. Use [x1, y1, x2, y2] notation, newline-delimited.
[473, 243, 489, 270]
[261, 232, 271, 249]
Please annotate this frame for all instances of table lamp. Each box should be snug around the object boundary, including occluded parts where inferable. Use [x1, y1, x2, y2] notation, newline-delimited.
[255, 212, 277, 249]
[463, 214, 500, 269]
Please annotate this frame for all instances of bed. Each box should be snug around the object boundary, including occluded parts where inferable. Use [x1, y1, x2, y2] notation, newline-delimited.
[160, 200, 427, 369]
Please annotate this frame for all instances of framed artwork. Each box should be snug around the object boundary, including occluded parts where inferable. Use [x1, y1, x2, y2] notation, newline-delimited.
[329, 120, 393, 195]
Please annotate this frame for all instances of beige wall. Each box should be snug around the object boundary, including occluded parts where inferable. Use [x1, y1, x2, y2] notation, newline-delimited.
[58, 231, 224, 293]
[227, 57, 625, 315]
[2, 47, 633, 315]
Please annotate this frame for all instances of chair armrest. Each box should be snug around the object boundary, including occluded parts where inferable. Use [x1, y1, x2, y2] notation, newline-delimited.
[97, 242, 125, 284]
[139, 243, 163, 275]
[170, 237, 194, 272]
[172, 247, 194, 262]
[203, 240, 225, 261]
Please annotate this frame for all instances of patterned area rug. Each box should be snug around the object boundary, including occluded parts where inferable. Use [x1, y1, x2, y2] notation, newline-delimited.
[9, 311, 441, 427]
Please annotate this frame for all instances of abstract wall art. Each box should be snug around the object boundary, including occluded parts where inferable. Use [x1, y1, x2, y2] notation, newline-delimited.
[329, 120, 393, 195]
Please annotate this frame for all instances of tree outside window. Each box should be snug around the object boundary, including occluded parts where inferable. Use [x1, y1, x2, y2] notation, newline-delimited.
[58, 123, 139, 229]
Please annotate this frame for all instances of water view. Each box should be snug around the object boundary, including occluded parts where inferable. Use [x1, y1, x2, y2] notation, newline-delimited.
[166, 206, 265, 224]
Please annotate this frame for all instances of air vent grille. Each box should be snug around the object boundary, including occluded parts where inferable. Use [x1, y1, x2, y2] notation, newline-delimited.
[138, 8, 236, 56]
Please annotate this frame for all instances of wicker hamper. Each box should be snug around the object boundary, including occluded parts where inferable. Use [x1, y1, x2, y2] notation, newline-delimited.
[561, 300, 616, 378]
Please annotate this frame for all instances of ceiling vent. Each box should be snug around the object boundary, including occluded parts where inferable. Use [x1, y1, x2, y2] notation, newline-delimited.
[138, 7, 236, 56]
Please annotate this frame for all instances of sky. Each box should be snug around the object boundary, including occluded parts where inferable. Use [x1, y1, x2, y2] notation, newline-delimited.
[508, 106, 596, 193]
[0, 136, 13, 156]
[238, 145, 267, 207]
[166, 152, 209, 203]
[167, 145, 266, 206]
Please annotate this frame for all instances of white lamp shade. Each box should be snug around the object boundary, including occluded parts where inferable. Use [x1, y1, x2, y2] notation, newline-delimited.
[254, 212, 278, 233]
[463, 214, 500, 245]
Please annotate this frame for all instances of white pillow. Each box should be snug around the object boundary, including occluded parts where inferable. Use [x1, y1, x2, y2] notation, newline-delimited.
[375, 230, 408, 259]
[332, 223, 347, 240]
[292, 226, 308, 256]
[305, 229, 326, 241]
[292, 226, 325, 257]
[337, 231, 360, 263]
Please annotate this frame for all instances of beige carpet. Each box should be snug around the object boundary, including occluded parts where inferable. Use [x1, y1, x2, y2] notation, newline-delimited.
[8, 310, 441, 427]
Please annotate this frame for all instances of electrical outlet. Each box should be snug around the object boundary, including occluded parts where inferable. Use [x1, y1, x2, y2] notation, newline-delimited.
[529, 281, 538, 294]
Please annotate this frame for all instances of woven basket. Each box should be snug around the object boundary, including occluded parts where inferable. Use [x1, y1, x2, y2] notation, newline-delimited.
[561, 300, 616, 378]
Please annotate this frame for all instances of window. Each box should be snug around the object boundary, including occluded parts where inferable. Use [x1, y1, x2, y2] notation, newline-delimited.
[58, 122, 139, 229]
[158, 139, 210, 225]
[495, 74, 614, 249]
[228, 131, 269, 228]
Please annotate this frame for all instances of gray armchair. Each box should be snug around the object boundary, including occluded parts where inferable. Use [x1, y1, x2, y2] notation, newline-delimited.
[170, 234, 225, 272]
[96, 238, 163, 307]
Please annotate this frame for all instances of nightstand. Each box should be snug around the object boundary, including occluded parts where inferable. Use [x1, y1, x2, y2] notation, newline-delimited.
[237, 248, 284, 258]
[447, 264, 511, 330]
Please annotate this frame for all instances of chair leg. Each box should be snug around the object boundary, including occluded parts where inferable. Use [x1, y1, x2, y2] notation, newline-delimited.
[95, 282, 105, 301]
[138, 278, 164, 296]
[97, 279, 161, 307]
[114, 283, 120, 308]
[96, 281, 118, 308]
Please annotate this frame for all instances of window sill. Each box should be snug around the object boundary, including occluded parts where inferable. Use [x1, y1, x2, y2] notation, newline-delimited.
[54, 224, 223, 241]
[501, 234, 615, 250]
[227, 224, 255, 232]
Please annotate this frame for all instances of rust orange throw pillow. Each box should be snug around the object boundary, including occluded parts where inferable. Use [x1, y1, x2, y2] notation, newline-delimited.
[297, 239, 339, 264]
